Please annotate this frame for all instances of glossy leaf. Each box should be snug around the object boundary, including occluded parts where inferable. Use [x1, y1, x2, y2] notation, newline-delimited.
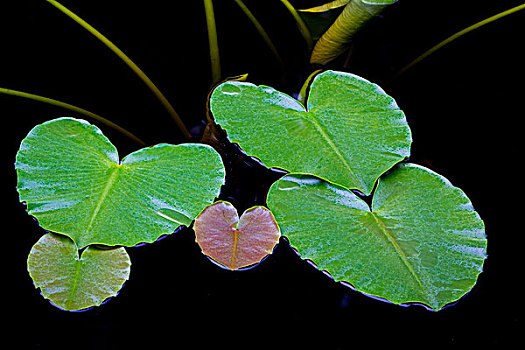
[16, 118, 225, 248]
[27, 233, 131, 311]
[194, 201, 281, 270]
[210, 70, 411, 195]
[267, 164, 487, 311]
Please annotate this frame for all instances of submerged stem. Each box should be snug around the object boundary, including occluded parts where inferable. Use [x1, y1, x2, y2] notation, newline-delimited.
[204, 0, 221, 84]
[46, 0, 192, 141]
[1, 87, 146, 146]
[392, 3, 525, 80]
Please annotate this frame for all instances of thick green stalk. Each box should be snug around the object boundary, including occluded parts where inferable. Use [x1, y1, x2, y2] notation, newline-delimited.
[1, 87, 146, 145]
[310, 0, 396, 65]
[46, 0, 191, 140]
[204, 0, 221, 84]
[393, 3, 525, 79]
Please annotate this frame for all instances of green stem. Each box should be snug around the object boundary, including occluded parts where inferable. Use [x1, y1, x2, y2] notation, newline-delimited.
[46, 0, 192, 141]
[204, 0, 221, 84]
[392, 3, 525, 80]
[279, 0, 314, 51]
[1, 87, 146, 146]
[233, 0, 284, 70]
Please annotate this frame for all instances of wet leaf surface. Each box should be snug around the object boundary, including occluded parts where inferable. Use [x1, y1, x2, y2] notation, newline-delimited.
[15, 117, 225, 248]
[267, 163, 487, 311]
[194, 201, 281, 270]
[27, 233, 131, 311]
[210, 70, 412, 195]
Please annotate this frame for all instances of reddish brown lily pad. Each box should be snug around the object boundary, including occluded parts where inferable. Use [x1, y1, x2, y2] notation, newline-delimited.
[194, 201, 281, 270]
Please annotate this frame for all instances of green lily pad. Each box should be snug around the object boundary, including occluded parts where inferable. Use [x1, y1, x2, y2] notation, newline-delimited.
[210, 70, 412, 195]
[27, 233, 131, 311]
[267, 163, 487, 311]
[16, 117, 225, 248]
[194, 201, 281, 270]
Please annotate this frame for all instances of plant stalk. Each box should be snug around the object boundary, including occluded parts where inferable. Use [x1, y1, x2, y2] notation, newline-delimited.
[392, 2, 525, 80]
[310, 0, 395, 65]
[233, 0, 284, 70]
[1, 87, 146, 146]
[46, 0, 192, 141]
[280, 0, 314, 51]
[204, 0, 222, 84]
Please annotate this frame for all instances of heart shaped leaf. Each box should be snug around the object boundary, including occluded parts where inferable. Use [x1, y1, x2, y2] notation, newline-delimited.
[27, 233, 131, 311]
[267, 164, 487, 311]
[210, 70, 412, 195]
[193, 201, 281, 270]
[16, 118, 225, 248]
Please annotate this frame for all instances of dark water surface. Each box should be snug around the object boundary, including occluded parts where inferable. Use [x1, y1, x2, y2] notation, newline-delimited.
[3, 0, 524, 348]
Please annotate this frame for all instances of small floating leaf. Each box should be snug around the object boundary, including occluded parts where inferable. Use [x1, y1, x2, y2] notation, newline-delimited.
[16, 118, 225, 248]
[27, 233, 131, 311]
[210, 70, 411, 195]
[267, 164, 487, 311]
[193, 201, 281, 270]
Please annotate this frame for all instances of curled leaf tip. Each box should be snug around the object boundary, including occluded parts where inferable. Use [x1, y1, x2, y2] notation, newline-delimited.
[300, 0, 351, 13]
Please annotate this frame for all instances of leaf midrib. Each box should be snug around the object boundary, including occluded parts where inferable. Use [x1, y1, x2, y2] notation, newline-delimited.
[305, 113, 362, 190]
[369, 211, 431, 303]
[66, 255, 83, 309]
[83, 164, 121, 246]
[230, 228, 240, 269]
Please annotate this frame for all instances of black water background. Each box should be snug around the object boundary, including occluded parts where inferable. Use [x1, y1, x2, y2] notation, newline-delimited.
[2, 0, 524, 348]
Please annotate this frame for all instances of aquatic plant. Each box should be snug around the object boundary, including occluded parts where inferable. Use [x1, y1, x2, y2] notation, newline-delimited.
[7, 0, 522, 312]
[15, 69, 486, 311]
